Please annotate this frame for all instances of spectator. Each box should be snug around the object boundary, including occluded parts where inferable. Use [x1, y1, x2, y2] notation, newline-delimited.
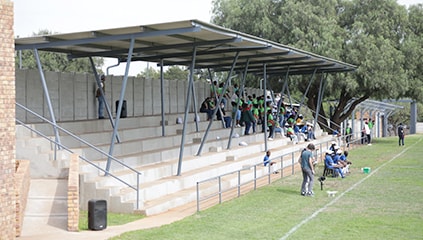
[345, 123, 353, 147]
[199, 97, 215, 121]
[287, 123, 298, 144]
[306, 122, 316, 140]
[267, 109, 275, 140]
[240, 103, 255, 135]
[299, 143, 316, 196]
[252, 103, 259, 134]
[398, 123, 405, 146]
[216, 102, 232, 128]
[95, 74, 106, 119]
[263, 150, 278, 174]
[231, 102, 242, 127]
[363, 121, 371, 145]
[324, 150, 345, 178]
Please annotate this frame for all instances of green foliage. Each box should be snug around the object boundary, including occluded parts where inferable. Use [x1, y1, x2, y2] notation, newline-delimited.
[137, 66, 161, 79]
[137, 65, 201, 81]
[211, 0, 423, 130]
[164, 66, 189, 80]
[15, 30, 104, 74]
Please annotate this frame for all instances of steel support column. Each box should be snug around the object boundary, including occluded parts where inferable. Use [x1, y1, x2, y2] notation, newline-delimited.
[105, 37, 135, 175]
[160, 59, 166, 136]
[89, 57, 120, 143]
[263, 63, 268, 151]
[197, 52, 240, 156]
[313, 73, 327, 131]
[33, 49, 61, 151]
[177, 47, 197, 176]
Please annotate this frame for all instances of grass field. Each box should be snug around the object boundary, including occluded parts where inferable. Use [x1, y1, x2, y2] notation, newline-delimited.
[111, 135, 423, 240]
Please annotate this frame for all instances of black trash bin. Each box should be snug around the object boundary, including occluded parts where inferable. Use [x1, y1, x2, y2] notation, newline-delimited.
[88, 199, 107, 230]
[115, 100, 127, 118]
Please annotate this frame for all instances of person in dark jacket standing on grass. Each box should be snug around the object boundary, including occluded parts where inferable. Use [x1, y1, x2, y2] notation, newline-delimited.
[300, 143, 316, 196]
[398, 123, 405, 146]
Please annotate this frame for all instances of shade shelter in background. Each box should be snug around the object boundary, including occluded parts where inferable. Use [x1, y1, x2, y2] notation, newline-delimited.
[15, 19, 356, 176]
[353, 99, 404, 138]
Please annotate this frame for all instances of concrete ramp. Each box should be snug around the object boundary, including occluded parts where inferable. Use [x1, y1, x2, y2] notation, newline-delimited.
[20, 179, 68, 238]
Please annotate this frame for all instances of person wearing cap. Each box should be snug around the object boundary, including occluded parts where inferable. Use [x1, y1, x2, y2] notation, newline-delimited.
[329, 141, 337, 156]
[324, 149, 344, 178]
[306, 122, 316, 140]
[299, 143, 316, 196]
[95, 74, 106, 119]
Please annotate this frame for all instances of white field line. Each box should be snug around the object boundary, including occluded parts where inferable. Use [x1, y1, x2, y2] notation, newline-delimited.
[280, 137, 422, 240]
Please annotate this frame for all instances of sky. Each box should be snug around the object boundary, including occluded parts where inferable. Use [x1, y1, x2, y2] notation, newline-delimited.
[13, 0, 422, 76]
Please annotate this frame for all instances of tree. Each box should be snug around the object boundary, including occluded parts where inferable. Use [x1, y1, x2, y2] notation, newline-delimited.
[164, 66, 189, 80]
[137, 66, 160, 80]
[211, 0, 421, 132]
[15, 30, 104, 74]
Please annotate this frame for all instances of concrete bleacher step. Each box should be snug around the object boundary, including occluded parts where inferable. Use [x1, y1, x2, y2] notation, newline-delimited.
[31, 113, 203, 136]
[83, 137, 294, 214]
[79, 132, 287, 186]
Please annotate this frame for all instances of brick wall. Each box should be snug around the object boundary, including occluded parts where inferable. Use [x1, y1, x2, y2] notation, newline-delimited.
[0, 0, 17, 239]
[15, 160, 30, 237]
[67, 154, 80, 231]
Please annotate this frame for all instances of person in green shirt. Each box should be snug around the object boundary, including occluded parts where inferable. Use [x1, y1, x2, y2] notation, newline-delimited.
[267, 109, 275, 140]
[287, 123, 298, 144]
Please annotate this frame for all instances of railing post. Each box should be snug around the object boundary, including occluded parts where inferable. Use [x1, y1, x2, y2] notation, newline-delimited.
[218, 176, 222, 204]
[268, 164, 271, 184]
[281, 155, 284, 177]
[238, 171, 241, 197]
[136, 173, 140, 210]
[196, 182, 200, 212]
[291, 152, 295, 175]
[254, 165, 257, 190]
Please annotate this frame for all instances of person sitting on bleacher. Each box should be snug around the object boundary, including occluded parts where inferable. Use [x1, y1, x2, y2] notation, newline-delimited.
[294, 124, 307, 142]
[287, 123, 298, 144]
[199, 97, 215, 121]
[324, 149, 345, 178]
[306, 122, 316, 140]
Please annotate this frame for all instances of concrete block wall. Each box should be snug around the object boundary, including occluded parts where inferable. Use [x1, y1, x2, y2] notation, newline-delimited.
[15, 160, 30, 237]
[67, 154, 79, 232]
[15, 70, 216, 123]
[15, 69, 264, 124]
[0, 1, 17, 239]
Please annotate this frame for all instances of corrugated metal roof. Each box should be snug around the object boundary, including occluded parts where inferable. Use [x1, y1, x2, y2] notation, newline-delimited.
[15, 19, 356, 75]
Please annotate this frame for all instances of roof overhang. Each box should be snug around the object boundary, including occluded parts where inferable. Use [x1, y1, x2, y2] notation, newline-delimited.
[15, 19, 357, 76]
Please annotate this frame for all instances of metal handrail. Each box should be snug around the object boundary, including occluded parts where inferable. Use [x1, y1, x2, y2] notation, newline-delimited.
[196, 134, 367, 212]
[15, 103, 142, 209]
[196, 139, 324, 212]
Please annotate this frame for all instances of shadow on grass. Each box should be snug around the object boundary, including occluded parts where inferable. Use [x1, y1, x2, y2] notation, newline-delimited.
[276, 188, 299, 195]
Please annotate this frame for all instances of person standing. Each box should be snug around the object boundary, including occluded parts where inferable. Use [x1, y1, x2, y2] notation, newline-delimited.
[240, 103, 255, 135]
[345, 123, 353, 147]
[267, 109, 275, 140]
[363, 121, 371, 145]
[96, 74, 106, 119]
[398, 123, 405, 146]
[300, 143, 316, 196]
